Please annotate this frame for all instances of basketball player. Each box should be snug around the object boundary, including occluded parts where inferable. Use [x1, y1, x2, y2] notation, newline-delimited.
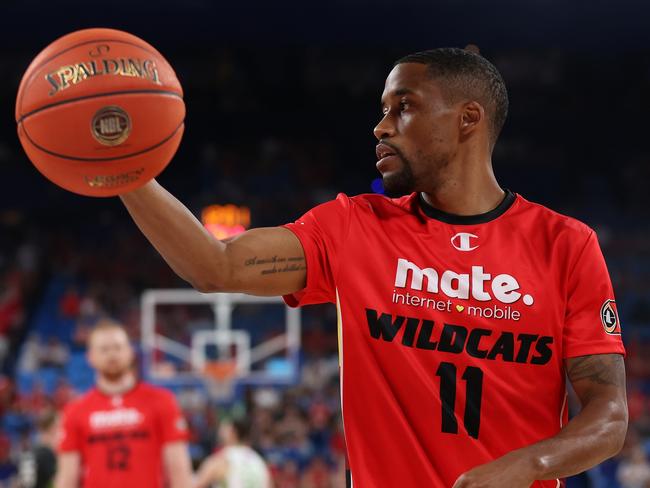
[193, 418, 271, 488]
[118, 48, 628, 487]
[54, 320, 192, 488]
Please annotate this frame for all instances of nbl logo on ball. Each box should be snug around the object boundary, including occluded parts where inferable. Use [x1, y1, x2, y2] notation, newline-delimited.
[91, 106, 131, 146]
[600, 299, 621, 335]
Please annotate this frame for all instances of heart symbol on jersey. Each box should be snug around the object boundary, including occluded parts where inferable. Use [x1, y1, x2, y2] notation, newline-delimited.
[456, 305, 465, 312]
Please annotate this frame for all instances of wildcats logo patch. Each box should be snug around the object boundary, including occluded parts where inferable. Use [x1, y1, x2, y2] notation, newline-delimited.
[600, 300, 621, 335]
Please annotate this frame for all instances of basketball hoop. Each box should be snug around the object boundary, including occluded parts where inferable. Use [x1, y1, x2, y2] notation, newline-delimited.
[203, 360, 238, 401]
[204, 360, 238, 382]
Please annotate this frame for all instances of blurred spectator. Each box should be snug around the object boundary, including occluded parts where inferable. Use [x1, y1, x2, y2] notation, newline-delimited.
[301, 456, 333, 488]
[0, 435, 16, 487]
[275, 460, 301, 488]
[51, 378, 74, 410]
[276, 404, 309, 443]
[19, 381, 49, 415]
[0, 270, 24, 365]
[0, 376, 15, 418]
[38, 337, 68, 370]
[58, 286, 80, 319]
[617, 445, 650, 488]
[16, 335, 39, 373]
[301, 355, 339, 391]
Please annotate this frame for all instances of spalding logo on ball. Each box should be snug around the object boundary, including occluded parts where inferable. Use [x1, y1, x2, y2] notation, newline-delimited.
[15, 28, 185, 197]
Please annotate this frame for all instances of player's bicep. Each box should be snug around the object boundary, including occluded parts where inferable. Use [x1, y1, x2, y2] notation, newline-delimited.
[54, 452, 80, 488]
[565, 354, 627, 406]
[222, 227, 306, 296]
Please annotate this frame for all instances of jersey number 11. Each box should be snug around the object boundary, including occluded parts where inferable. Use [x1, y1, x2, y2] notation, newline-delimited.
[435, 362, 483, 439]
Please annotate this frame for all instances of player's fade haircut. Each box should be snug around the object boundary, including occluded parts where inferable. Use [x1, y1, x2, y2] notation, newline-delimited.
[225, 417, 251, 442]
[234, 418, 252, 441]
[395, 47, 509, 146]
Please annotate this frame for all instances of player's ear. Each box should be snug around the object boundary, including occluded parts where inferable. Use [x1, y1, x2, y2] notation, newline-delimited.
[128, 345, 136, 366]
[459, 101, 484, 139]
[86, 349, 95, 368]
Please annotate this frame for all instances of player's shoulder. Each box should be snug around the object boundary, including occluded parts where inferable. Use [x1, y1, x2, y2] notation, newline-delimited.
[135, 381, 175, 399]
[343, 192, 416, 217]
[512, 193, 594, 242]
[302, 192, 414, 224]
[135, 382, 179, 408]
[61, 388, 98, 414]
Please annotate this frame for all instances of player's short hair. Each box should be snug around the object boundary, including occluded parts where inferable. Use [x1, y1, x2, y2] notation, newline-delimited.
[395, 47, 509, 145]
[88, 318, 128, 344]
[36, 409, 58, 432]
[230, 418, 251, 442]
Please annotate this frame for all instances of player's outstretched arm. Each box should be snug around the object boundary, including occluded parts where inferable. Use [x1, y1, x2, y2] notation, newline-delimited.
[453, 353, 628, 488]
[119, 179, 306, 296]
[53, 452, 80, 488]
[193, 453, 228, 488]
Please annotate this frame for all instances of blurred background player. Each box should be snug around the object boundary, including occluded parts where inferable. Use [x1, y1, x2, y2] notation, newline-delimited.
[54, 320, 192, 488]
[194, 418, 271, 488]
[17, 409, 58, 488]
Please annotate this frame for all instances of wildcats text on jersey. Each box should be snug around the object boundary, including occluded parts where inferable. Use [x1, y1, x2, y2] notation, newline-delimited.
[365, 308, 553, 365]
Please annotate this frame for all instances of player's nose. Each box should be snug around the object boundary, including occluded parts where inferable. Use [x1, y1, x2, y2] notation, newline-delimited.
[373, 115, 396, 141]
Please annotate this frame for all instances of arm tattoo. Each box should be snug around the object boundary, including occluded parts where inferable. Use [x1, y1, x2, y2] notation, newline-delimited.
[243, 256, 306, 276]
[566, 354, 625, 387]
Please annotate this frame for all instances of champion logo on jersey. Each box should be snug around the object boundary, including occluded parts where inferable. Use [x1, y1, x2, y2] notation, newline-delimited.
[451, 232, 479, 251]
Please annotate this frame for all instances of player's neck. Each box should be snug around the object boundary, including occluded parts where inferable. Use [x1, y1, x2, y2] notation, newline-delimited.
[39, 430, 57, 448]
[421, 157, 504, 216]
[96, 372, 137, 396]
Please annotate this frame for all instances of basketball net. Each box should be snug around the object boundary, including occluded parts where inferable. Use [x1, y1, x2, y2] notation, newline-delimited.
[203, 360, 238, 401]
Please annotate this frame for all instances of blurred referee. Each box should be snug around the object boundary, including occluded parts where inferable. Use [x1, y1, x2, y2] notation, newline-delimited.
[18, 409, 57, 488]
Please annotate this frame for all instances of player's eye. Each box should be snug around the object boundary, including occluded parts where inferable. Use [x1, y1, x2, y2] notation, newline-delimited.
[399, 99, 410, 112]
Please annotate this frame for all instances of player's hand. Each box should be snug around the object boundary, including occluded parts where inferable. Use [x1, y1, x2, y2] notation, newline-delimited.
[452, 451, 536, 488]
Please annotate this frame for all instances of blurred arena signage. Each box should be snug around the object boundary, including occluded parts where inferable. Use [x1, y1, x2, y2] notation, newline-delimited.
[201, 204, 250, 239]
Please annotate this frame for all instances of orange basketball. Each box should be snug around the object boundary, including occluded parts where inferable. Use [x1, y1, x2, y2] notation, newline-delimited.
[15, 28, 184, 197]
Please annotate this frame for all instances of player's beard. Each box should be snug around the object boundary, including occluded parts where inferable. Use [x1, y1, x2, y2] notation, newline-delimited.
[382, 156, 416, 198]
[382, 148, 451, 198]
[98, 363, 132, 382]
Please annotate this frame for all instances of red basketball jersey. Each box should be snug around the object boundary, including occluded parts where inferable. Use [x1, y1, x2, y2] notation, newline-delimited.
[283, 190, 624, 487]
[59, 382, 188, 488]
